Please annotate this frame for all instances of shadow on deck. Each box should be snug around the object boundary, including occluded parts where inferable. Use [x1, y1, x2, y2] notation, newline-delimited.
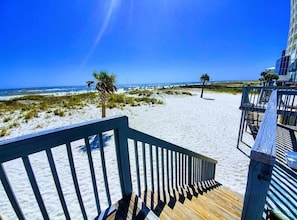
[265, 125, 297, 219]
[106, 180, 243, 220]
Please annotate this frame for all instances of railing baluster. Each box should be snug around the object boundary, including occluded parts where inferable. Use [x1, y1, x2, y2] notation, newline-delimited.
[46, 149, 71, 220]
[197, 159, 200, 182]
[180, 153, 185, 186]
[171, 150, 174, 190]
[200, 160, 203, 182]
[99, 133, 111, 207]
[84, 137, 101, 213]
[202, 160, 205, 181]
[66, 142, 87, 220]
[149, 144, 154, 192]
[156, 146, 160, 201]
[175, 151, 178, 190]
[188, 156, 192, 186]
[161, 148, 165, 203]
[166, 149, 169, 194]
[142, 142, 148, 191]
[0, 164, 25, 220]
[134, 140, 141, 196]
[213, 163, 216, 179]
[22, 156, 49, 220]
[195, 158, 199, 183]
[194, 158, 197, 183]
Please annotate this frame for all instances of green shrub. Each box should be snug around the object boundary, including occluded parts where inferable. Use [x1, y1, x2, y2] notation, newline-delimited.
[24, 110, 38, 121]
[54, 109, 65, 117]
[0, 127, 9, 137]
[35, 124, 43, 129]
[127, 89, 153, 96]
[3, 116, 12, 123]
[182, 91, 193, 96]
[8, 121, 20, 129]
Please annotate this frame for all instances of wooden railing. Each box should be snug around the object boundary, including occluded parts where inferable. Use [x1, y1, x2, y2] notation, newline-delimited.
[0, 115, 217, 219]
[241, 90, 277, 219]
[240, 85, 297, 117]
[127, 128, 217, 202]
[237, 86, 297, 147]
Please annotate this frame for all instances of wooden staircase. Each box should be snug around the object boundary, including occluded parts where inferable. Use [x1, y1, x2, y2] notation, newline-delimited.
[105, 180, 243, 220]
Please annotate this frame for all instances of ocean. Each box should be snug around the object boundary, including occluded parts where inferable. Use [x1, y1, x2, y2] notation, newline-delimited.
[0, 82, 201, 99]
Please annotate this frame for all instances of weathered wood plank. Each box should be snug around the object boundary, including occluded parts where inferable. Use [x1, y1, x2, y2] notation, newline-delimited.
[103, 181, 243, 219]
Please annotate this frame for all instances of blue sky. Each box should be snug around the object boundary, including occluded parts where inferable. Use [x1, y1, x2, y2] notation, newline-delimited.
[0, 0, 290, 89]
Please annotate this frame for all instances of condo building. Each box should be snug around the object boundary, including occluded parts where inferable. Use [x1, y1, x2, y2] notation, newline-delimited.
[287, 0, 297, 61]
[276, 0, 297, 82]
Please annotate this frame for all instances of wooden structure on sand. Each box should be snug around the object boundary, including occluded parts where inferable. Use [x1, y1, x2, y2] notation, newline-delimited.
[238, 86, 297, 219]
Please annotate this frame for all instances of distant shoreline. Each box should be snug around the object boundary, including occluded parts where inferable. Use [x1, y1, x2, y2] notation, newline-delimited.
[0, 80, 260, 99]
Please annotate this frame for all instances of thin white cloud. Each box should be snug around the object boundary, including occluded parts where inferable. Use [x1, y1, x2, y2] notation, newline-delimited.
[81, 0, 120, 66]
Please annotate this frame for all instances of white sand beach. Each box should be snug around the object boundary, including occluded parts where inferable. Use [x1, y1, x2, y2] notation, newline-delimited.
[0, 89, 254, 219]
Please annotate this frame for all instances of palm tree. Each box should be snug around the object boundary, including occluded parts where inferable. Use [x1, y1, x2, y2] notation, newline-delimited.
[87, 71, 117, 118]
[200, 73, 210, 98]
[259, 71, 279, 86]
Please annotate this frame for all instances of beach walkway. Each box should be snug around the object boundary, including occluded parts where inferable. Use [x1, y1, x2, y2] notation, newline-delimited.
[105, 180, 243, 219]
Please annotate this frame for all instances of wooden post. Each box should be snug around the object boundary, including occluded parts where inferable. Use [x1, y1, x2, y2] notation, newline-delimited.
[114, 116, 133, 196]
[241, 90, 277, 220]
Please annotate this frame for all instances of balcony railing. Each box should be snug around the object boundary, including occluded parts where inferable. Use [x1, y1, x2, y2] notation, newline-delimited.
[0, 115, 217, 219]
[241, 90, 277, 219]
[237, 86, 297, 147]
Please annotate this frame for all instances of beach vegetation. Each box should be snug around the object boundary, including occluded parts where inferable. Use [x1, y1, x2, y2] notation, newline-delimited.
[127, 89, 153, 97]
[35, 124, 43, 129]
[24, 110, 39, 121]
[182, 91, 192, 96]
[3, 116, 12, 123]
[200, 73, 210, 98]
[259, 71, 279, 86]
[0, 87, 164, 124]
[8, 121, 20, 129]
[87, 71, 117, 118]
[106, 93, 162, 108]
[54, 109, 65, 117]
[206, 87, 242, 95]
[0, 127, 9, 137]
[156, 88, 193, 96]
[199, 80, 260, 94]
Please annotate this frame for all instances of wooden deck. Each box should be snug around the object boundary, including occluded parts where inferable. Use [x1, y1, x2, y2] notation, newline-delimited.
[105, 180, 243, 219]
[265, 125, 297, 219]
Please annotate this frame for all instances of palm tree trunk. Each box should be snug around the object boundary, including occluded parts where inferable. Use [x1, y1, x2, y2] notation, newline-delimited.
[102, 102, 106, 118]
[101, 92, 106, 118]
[200, 82, 205, 98]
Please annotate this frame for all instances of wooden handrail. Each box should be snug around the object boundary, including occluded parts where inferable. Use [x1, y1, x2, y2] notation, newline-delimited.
[0, 115, 217, 219]
[127, 128, 218, 164]
[241, 90, 277, 220]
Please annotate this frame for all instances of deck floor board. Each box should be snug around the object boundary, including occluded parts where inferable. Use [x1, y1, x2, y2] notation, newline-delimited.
[265, 125, 297, 219]
[105, 180, 243, 219]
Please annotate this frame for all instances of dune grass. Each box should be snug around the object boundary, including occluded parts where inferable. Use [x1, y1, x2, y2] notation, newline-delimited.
[180, 80, 261, 94]
[0, 127, 9, 137]
[0, 91, 163, 125]
[0, 88, 196, 137]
